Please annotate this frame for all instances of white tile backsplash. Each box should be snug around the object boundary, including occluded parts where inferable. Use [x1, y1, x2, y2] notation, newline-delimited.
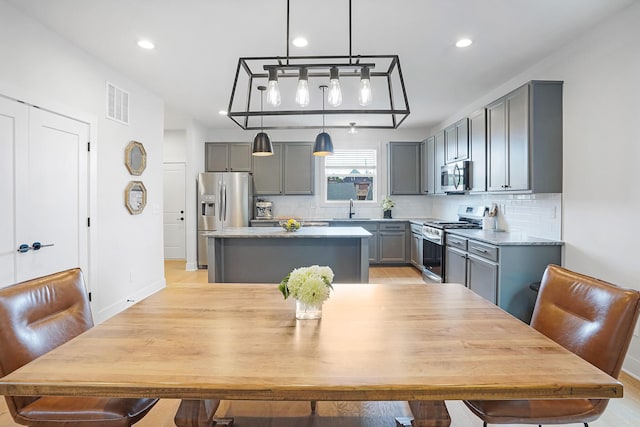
[259, 193, 562, 241]
[429, 193, 562, 240]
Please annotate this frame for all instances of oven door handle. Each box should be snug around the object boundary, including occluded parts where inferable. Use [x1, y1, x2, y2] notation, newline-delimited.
[423, 235, 442, 245]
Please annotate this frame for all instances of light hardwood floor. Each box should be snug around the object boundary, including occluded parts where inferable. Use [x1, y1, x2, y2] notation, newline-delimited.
[1, 261, 638, 427]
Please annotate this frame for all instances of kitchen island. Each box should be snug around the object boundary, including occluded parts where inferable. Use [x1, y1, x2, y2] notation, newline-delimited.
[205, 226, 371, 283]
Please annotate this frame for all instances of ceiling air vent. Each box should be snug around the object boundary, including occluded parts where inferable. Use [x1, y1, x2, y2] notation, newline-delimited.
[106, 81, 129, 125]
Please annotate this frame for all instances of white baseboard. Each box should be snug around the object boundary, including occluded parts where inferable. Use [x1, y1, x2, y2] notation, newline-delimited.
[623, 354, 640, 381]
[93, 278, 166, 324]
[185, 261, 198, 271]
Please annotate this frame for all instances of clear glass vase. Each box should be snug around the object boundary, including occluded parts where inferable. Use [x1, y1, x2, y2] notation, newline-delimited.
[295, 300, 322, 320]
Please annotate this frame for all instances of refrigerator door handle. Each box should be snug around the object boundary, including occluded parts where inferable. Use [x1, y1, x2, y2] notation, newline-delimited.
[222, 183, 227, 222]
[218, 181, 224, 220]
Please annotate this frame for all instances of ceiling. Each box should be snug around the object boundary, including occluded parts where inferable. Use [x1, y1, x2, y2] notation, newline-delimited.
[8, 0, 635, 131]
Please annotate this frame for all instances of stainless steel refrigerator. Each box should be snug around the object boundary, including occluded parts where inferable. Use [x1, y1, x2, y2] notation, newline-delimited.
[197, 172, 252, 268]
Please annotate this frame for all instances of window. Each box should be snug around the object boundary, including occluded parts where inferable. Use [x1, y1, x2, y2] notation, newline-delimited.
[324, 148, 377, 202]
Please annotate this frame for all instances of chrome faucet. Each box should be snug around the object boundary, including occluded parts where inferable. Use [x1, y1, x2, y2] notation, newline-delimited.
[349, 198, 355, 219]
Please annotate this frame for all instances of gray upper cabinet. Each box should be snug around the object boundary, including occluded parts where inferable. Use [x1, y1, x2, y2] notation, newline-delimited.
[205, 142, 252, 172]
[252, 143, 283, 195]
[487, 80, 563, 193]
[445, 118, 469, 163]
[252, 142, 314, 195]
[420, 136, 436, 195]
[388, 142, 421, 195]
[434, 131, 446, 194]
[469, 109, 487, 192]
[283, 143, 314, 195]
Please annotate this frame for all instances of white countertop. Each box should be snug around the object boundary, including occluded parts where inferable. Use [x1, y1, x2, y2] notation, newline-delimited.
[204, 226, 372, 238]
[250, 218, 434, 225]
[446, 229, 564, 246]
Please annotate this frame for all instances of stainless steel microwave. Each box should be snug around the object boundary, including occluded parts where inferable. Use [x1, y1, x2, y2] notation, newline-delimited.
[441, 160, 471, 193]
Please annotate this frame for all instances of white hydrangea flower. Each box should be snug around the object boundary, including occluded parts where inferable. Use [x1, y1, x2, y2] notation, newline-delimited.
[279, 265, 334, 305]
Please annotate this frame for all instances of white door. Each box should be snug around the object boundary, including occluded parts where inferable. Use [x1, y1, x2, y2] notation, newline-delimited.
[163, 163, 186, 259]
[0, 97, 26, 287]
[0, 96, 89, 287]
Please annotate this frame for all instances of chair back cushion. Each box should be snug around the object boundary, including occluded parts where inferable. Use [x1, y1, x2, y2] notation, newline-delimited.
[531, 264, 640, 378]
[0, 268, 94, 413]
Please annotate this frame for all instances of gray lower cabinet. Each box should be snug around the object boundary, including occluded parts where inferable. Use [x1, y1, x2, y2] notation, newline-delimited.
[252, 142, 314, 195]
[388, 142, 421, 195]
[410, 224, 423, 270]
[331, 221, 378, 264]
[205, 142, 252, 172]
[445, 247, 467, 285]
[467, 254, 498, 304]
[444, 232, 561, 323]
[332, 221, 410, 265]
[378, 222, 408, 263]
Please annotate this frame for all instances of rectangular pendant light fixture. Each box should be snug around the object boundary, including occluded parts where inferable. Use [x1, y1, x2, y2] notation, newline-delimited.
[225, 0, 410, 131]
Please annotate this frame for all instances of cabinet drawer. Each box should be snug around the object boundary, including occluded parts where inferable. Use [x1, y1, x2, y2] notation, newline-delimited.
[446, 235, 467, 250]
[410, 223, 422, 234]
[332, 221, 378, 232]
[467, 240, 498, 262]
[380, 222, 407, 231]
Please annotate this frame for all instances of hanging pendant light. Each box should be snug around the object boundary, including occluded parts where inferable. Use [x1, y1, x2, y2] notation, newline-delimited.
[295, 67, 310, 107]
[327, 67, 342, 107]
[314, 85, 334, 156]
[358, 66, 372, 106]
[266, 68, 281, 107]
[253, 86, 273, 156]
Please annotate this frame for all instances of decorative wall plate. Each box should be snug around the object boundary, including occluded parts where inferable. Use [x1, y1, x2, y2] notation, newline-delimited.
[124, 140, 147, 175]
[124, 180, 147, 215]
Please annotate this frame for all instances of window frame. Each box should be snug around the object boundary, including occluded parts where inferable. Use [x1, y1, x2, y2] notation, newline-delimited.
[321, 146, 379, 205]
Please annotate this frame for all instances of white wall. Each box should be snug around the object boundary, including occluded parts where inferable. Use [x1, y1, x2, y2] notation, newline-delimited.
[0, 0, 166, 322]
[434, 2, 640, 377]
[163, 129, 187, 163]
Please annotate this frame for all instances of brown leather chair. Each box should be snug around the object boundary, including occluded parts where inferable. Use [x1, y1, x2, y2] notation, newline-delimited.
[464, 264, 640, 427]
[0, 268, 158, 427]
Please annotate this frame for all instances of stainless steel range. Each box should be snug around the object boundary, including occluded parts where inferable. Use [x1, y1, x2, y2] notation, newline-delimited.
[422, 205, 486, 282]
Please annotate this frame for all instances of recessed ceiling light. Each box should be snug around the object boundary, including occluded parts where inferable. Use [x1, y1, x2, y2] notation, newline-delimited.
[456, 38, 472, 48]
[218, 110, 228, 115]
[292, 37, 308, 47]
[137, 39, 155, 50]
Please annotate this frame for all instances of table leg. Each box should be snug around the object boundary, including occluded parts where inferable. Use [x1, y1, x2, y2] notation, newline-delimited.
[395, 400, 451, 427]
[174, 399, 234, 427]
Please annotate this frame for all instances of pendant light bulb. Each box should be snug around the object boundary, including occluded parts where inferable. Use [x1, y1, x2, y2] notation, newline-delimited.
[295, 67, 310, 107]
[358, 66, 372, 106]
[266, 68, 281, 107]
[327, 67, 342, 107]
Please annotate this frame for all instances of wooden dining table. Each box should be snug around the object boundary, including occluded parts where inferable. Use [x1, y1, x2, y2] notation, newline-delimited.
[0, 283, 623, 427]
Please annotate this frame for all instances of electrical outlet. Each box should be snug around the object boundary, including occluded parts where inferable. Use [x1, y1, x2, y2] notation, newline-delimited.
[634, 320, 640, 338]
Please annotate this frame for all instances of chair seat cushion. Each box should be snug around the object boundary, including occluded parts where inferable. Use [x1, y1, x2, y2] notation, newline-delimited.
[463, 398, 607, 424]
[16, 396, 158, 427]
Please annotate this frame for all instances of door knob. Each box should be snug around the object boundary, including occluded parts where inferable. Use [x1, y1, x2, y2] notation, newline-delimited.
[17, 242, 55, 253]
